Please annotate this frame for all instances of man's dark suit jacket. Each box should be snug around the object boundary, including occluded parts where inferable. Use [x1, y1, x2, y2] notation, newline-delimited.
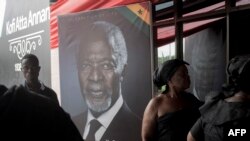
[73, 103, 142, 141]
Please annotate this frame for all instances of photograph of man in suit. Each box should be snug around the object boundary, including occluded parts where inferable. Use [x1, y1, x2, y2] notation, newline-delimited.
[72, 21, 141, 141]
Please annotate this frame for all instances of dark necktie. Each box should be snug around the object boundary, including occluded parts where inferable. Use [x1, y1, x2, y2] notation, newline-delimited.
[85, 119, 102, 141]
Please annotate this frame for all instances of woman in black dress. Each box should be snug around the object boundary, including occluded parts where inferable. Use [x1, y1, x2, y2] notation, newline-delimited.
[188, 55, 250, 141]
[142, 59, 202, 141]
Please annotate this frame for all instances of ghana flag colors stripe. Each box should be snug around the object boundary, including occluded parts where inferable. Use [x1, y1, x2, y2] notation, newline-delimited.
[116, 2, 151, 37]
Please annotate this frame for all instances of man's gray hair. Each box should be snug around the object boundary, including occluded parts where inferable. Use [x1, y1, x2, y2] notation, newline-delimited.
[93, 21, 128, 74]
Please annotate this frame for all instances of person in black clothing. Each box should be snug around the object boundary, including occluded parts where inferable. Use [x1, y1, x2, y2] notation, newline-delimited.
[188, 54, 250, 141]
[21, 53, 59, 104]
[0, 84, 84, 141]
[142, 59, 202, 141]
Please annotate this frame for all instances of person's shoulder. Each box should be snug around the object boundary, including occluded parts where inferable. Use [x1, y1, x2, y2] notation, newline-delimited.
[0, 84, 7, 90]
[43, 85, 57, 94]
[0, 84, 7, 95]
[143, 94, 162, 118]
[152, 93, 165, 104]
[145, 95, 161, 110]
[8, 85, 59, 108]
[0, 85, 83, 141]
[0, 85, 65, 123]
[41, 84, 59, 104]
[204, 91, 222, 102]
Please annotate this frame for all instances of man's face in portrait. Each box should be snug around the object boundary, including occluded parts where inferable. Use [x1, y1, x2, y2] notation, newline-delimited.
[78, 37, 121, 114]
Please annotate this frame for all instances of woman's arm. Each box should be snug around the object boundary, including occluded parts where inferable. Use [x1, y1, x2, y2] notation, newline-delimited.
[187, 118, 204, 141]
[187, 132, 196, 141]
[141, 98, 158, 141]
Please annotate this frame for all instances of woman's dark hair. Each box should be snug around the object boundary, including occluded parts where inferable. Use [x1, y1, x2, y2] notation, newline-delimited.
[153, 59, 189, 93]
[223, 54, 250, 96]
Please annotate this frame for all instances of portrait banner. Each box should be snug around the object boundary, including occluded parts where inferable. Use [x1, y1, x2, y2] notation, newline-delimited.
[58, 1, 153, 141]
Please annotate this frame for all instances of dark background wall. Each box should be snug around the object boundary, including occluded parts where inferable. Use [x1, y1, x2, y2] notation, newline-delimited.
[229, 9, 250, 59]
[184, 8, 250, 101]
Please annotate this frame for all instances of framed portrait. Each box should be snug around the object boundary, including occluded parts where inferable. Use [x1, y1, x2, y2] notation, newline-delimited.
[58, 2, 153, 141]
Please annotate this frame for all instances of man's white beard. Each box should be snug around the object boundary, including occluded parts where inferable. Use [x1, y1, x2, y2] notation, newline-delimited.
[86, 96, 112, 113]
